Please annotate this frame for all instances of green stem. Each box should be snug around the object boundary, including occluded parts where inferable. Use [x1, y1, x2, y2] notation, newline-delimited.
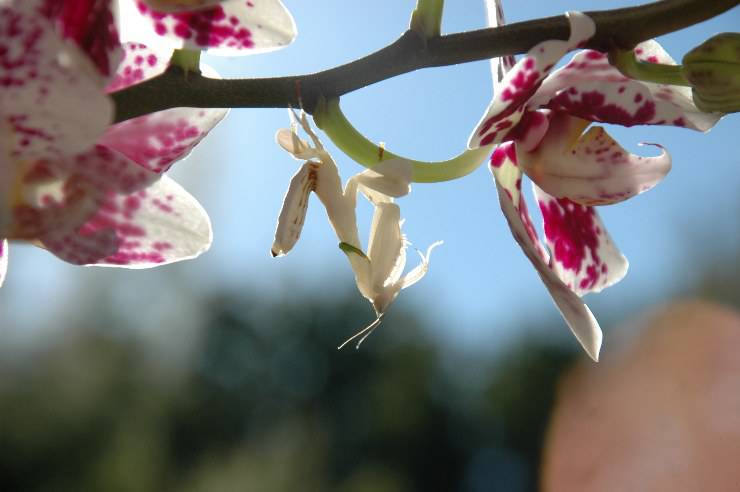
[609, 48, 690, 86]
[169, 49, 202, 74]
[313, 98, 491, 183]
[410, 0, 444, 38]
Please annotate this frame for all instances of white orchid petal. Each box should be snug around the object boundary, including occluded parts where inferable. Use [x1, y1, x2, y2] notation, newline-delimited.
[518, 113, 672, 205]
[0, 240, 8, 288]
[117, 0, 297, 56]
[271, 162, 317, 257]
[469, 11, 596, 148]
[490, 144, 602, 360]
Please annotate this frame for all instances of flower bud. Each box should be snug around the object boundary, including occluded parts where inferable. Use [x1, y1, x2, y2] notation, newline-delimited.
[682, 33, 740, 113]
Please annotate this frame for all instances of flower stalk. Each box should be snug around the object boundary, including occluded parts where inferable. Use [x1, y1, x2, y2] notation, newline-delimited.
[313, 98, 491, 183]
[169, 49, 202, 74]
[609, 48, 689, 86]
[410, 0, 445, 39]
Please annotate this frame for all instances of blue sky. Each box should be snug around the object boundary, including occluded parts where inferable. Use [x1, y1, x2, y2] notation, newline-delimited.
[2, 0, 738, 355]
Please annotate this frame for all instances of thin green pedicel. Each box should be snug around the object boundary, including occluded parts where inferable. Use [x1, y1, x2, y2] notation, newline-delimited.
[313, 98, 492, 183]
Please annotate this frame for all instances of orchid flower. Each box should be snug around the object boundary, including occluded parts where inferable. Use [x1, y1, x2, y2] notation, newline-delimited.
[0, 0, 251, 287]
[116, 0, 296, 55]
[468, 1, 722, 360]
[272, 111, 441, 347]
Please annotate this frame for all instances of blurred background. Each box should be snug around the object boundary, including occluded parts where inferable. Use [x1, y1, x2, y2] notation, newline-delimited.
[1, 1, 739, 491]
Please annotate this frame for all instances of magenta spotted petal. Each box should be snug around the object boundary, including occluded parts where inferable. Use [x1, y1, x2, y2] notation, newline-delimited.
[102, 47, 228, 172]
[490, 145, 602, 360]
[84, 176, 212, 268]
[517, 113, 671, 205]
[6, 145, 158, 248]
[17, 145, 210, 269]
[44, 0, 124, 80]
[106, 42, 171, 92]
[117, 0, 296, 55]
[39, 172, 211, 268]
[634, 40, 722, 131]
[534, 185, 628, 296]
[469, 11, 595, 149]
[536, 46, 721, 132]
[65, 145, 160, 194]
[100, 107, 227, 173]
[40, 218, 120, 265]
[0, 0, 113, 161]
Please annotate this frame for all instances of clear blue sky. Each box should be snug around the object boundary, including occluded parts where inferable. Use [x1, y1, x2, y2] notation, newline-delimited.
[2, 0, 738, 355]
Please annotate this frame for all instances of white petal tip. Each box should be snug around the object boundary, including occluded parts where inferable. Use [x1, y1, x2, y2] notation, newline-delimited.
[582, 335, 602, 362]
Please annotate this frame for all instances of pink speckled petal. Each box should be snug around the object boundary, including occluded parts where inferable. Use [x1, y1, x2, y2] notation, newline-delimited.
[19, 146, 159, 259]
[0, 239, 7, 288]
[45, 0, 124, 80]
[103, 52, 226, 172]
[65, 145, 161, 193]
[35, 146, 176, 265]
[490, 144, 602, 360]
[469, 12, 595, 149]
[32, 179, 118, 265]
[634, 40, 721, 131]
[57, 146, 210, 268]
[141, 0, 224, 12]
[117, 0, 296, 55]
[83, 176, 212, 268]
[1, 1, 113, 160]
[99, 106, 227, 173]
[490, 143, 549, 262]
[534, 185, 628, 296]
[537, 47, 720, 131]
[518, 113, 671, 205]
[41, 219, 119, 265]
[106, 42, 171, 92]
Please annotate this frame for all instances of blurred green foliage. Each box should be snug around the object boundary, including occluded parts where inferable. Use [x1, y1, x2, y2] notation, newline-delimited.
[0, 289, 577, 492]
[2, 246, 737, 492]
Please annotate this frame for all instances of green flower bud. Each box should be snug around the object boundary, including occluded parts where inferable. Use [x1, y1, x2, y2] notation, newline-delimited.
[682, 33, 740, 113]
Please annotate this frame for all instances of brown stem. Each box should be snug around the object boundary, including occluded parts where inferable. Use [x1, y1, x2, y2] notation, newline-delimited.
[111, 0, 738, 123]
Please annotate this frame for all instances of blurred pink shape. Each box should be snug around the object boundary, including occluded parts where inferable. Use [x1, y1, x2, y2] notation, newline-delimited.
[543, 300, 740, 492]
